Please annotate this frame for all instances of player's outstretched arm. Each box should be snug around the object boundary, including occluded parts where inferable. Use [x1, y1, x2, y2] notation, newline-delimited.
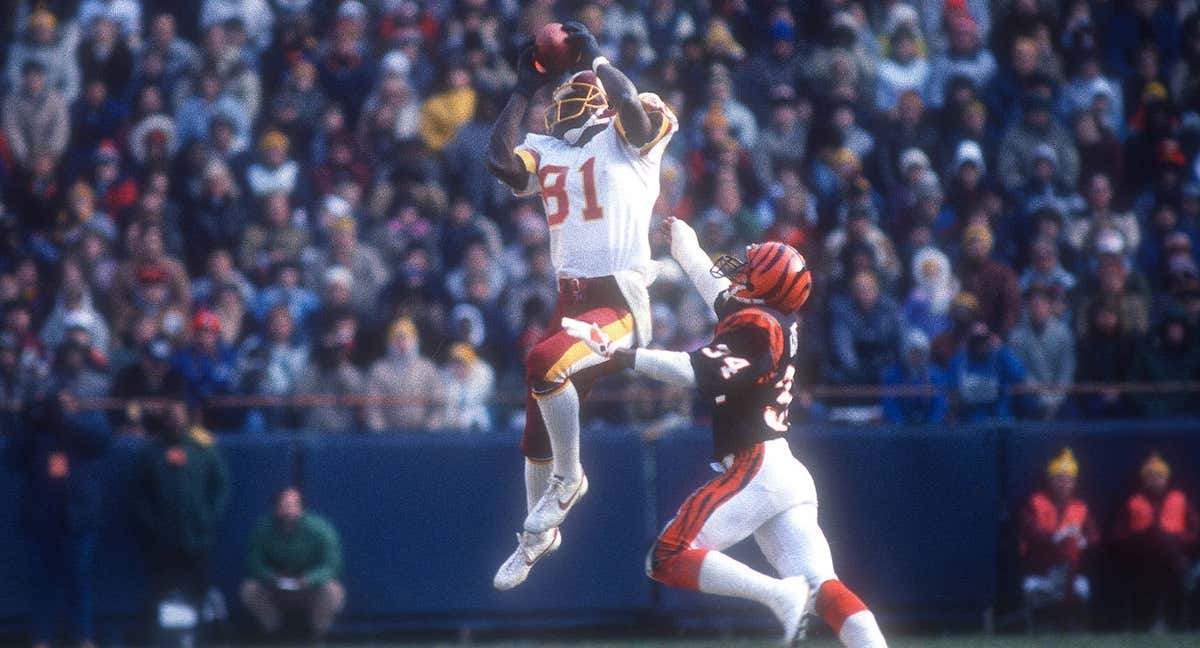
[561, 317, 696, 386]
[621, 348, 696, 386]
[488, 44, 548, 190]
[562, 22, 654, 147]
[665, 217, 731, 314]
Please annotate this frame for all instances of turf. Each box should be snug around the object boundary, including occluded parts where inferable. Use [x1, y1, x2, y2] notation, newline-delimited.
[358, 635, 1198, 648]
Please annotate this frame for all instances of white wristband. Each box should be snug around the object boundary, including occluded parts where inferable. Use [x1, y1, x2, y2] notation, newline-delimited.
[591, 56, 610, 73]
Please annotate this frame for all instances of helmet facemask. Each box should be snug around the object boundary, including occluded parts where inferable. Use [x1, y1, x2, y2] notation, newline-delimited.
[711, 249, 761, 304]
[545, 73, 610, 144]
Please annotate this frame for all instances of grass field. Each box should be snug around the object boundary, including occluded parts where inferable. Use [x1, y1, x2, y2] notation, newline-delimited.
[367, 635, 1199, 648]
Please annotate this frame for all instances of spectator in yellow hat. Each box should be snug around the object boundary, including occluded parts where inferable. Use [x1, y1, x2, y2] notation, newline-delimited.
[1018, 448, 1098, 629]
[1114, 452, 1199, 631]
[246, 130, 300, 198]
[363, 318, 442, 432]
[433, 343, 496, 432]
[6, 8, 80, 102]
[958, 222, 1021, 338]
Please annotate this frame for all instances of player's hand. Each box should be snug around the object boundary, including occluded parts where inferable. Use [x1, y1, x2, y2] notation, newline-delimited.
[515, 42, 551, 97]
[561, 317, 615, 357]
[562, 21, 602, 71]
[666, 216, 701, 260]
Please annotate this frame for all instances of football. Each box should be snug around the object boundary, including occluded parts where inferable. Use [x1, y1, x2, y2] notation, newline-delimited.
[534, 22, 575, 75]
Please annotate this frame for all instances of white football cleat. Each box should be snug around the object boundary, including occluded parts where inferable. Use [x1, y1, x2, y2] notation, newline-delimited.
[524, 473, 588, 533]
[493, 528, 562, 591]
[773, 576, 812, 646]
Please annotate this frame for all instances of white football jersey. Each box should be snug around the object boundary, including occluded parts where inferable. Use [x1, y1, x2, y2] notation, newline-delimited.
[514, 93, 678, 279]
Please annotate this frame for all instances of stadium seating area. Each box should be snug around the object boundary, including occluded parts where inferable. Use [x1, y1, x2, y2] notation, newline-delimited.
[1, 0, 1199, 430]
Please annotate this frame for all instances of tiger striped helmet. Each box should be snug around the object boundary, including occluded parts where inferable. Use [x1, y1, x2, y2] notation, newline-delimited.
[711, 242, 812, 312]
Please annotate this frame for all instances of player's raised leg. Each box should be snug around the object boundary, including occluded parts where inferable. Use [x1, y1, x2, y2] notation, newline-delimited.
[493, 457, 562, 590]
[755, 504, 887, 647]
[647, 443, 812, 644]
[523, 309, 634, 533]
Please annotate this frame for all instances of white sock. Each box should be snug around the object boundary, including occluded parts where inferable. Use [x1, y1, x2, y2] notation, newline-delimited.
[696, 550, 782, 608]
[525, 459, 553, 511]
[534, 381, 582, 480]
[523, 459, 556, 544]
[839, 610, 887, 648]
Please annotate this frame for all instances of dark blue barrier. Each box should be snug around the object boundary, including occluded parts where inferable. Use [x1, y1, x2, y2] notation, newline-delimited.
[1003, 419, 1200, 530]
[0, 434, 295, 640]
[207, 436, 298, 602]
[93, 437, 149, 622]
[1, 419, 1197, 638]
[299, 430, 651, 630]
[0, 442, 29, 619]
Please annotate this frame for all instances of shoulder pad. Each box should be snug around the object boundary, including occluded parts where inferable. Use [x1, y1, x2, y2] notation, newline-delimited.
[716, 308, 785, 365]
[613, 93, 677, 155]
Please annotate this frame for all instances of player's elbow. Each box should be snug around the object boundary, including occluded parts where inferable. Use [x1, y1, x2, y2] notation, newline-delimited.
[617, 108, 654, 147]
[486, 154, 520, 186]
[485, 155, 507, 178]
[610, 83, 638, 109]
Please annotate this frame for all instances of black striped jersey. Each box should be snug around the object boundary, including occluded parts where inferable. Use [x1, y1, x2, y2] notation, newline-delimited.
[688, 298, 800, 459]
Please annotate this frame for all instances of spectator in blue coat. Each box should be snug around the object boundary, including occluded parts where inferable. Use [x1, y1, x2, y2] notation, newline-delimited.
[4, 385, 112, 648]
[173, 310, 238, 427]
[927, 12, 997, 108]
[949, 321, 1029, 421]
[882, 329, 949, 424]
[826, 268, 902, 386]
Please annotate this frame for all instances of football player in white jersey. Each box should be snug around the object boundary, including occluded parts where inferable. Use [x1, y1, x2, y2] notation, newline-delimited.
[487, 22, 678, 590]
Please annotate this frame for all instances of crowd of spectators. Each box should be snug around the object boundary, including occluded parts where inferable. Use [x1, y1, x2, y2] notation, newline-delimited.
[2, 0, 1200, 432]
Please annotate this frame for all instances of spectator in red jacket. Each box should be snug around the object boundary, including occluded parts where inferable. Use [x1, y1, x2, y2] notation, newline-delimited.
[1018, 448, 1098, 628]
[1113, 453, 1200, 631]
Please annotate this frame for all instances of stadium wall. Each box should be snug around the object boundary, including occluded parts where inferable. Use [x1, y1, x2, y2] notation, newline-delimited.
[1, 421, 1198, 641]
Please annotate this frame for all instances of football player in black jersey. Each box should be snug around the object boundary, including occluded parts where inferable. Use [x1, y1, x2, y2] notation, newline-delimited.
[562, 218, 887, 647]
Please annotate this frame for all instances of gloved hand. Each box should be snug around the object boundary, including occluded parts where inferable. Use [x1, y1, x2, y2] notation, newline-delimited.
[561, 317, 615, 357]
[515, 42, 551, 97]
[562, 21, 603, 71]
[664, 216, 700, 262]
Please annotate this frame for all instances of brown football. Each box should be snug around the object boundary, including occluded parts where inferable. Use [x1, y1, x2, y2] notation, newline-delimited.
[534, 22, 574, 75]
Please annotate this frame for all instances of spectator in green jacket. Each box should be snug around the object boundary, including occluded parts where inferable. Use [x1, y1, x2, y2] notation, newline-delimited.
[1133, 308, 1200, 417]
[134, 393, 230, 614]
[240, 486, 345, 640]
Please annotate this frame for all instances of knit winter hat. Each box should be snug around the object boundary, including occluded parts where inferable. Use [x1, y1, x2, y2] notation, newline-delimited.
[1047, 448, 1079, 478]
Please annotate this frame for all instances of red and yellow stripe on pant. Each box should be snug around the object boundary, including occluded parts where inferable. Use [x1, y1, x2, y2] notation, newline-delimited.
[520, 281, 636, 460]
